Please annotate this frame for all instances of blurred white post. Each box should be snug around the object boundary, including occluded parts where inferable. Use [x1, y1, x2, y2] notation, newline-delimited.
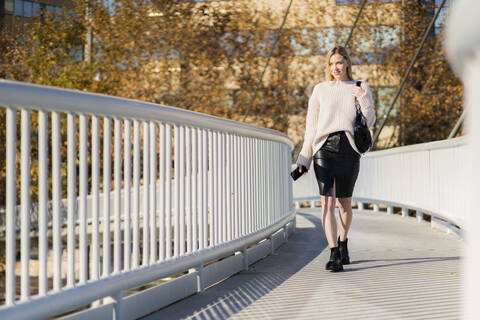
[446, 1, 480, 319]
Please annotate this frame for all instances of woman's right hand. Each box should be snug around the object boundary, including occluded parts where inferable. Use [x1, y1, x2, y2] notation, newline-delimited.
[298, 165, 307, 175]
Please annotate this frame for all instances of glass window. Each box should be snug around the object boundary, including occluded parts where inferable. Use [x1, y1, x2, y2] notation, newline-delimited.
[32, 2, 40, 17]
[255, 30, 276, 56]
[70, 46, 84, 61]
[355, 26, 376, 53]
[337, 0, 397, 4]
[351, 52, 379, 65]
[46, 5, 54, 15]
[219, 31, 241, 57]
[5, 0, 15, 13]
[435, 0, 450, 5]
[434, 0, 450, 34]
[315, 27, 344, 54]
[377, 87, 397, 117]
[289, 27, 349, 56]
[377, 25, 399, 48]
[349, 25, 399, 64]
[289, 29, 311, 56]
[23, 0, 32, 18]
[337, 0, 360, 4]
[15, 0, 23, 16]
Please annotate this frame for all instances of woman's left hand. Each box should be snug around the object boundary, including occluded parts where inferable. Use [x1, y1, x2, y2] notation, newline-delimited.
[352, 86, 365, 98]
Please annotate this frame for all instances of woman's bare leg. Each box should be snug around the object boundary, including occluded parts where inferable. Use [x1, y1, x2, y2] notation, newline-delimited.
[321, 181, 338, 248]
[337, 197, 353, 241]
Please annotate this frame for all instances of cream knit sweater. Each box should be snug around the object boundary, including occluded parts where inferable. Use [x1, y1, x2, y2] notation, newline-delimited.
[296, 80, 376, 168]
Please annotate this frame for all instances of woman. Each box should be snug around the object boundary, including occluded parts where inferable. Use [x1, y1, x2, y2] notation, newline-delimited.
[296, 46, 376, 272]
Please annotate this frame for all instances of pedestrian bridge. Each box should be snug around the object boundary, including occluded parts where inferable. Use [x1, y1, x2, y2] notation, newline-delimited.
[0, 79, 466, 320]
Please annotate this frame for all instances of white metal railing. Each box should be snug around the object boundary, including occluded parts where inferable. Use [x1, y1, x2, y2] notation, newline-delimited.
[0, 80, 295, 319]
[292, 137, 468, 237]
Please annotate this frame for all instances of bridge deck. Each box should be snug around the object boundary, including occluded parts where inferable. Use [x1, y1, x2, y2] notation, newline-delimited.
[145, 209, 462, 320]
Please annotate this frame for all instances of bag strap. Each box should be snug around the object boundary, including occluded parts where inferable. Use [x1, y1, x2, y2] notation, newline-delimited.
[355, 81, 362, 113]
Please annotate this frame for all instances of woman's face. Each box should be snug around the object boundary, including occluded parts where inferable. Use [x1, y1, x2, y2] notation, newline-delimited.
[329, 53, 349, 81]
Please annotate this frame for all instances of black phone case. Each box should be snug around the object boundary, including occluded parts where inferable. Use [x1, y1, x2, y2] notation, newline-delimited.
[290, 167, 306, 181]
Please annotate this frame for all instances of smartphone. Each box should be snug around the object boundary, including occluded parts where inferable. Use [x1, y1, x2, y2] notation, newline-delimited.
[291, 166, 307, 181]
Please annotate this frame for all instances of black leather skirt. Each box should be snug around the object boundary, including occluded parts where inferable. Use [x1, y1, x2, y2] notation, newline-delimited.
[313, 131, 360, 198]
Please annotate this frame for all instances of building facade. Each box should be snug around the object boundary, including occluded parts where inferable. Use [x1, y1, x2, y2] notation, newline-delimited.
[1, 0, 72, 31]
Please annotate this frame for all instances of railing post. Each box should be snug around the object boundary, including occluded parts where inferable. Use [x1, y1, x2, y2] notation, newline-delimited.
[92, 116, 100, 280]
[197, 264, 204, 293]
[150, 121, 157, 262]
[358, 202, 364, 210]
[112, 292, 123, 320]
[387, 206, 393, 214]
[270, 235, 275, 254]
[115, 118, 123, 272]
[79, 114, 88, 284]
[52, 111, 62, 292]
[21, 109, 31, 301]
[6, 107, 16, 305]
[103, 117, 112, 276]
[402, 208, 408, 217]
[143, 121, 150, 265]
[373, 204, 379, 212]
[416, 210, 424, 222]
[124, 119, 132, 270]
[38, 110, 48, 296]
[243, 247, 248, 271]
[133, 120, 140, 268]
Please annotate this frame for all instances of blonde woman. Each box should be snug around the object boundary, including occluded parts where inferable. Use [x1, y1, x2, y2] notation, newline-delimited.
[296, 46, 376, 272]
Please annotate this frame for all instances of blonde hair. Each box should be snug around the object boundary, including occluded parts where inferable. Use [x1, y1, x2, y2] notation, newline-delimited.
[325, 46, 353, 81]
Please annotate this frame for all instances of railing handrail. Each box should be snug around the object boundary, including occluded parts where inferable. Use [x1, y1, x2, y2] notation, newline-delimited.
[0, 79, 293, 149]
[363, 136, 467, 157]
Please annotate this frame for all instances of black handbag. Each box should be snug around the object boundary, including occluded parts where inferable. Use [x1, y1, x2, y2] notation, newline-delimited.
[354, 81, 372, 153]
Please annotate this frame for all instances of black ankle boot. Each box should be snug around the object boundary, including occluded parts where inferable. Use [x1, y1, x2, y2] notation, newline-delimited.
[325, 247, 343, 272]
[338, 237, 350, 265]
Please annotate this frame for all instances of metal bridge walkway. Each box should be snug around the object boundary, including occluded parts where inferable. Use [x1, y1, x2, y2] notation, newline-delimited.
[146, 209, 462, 320]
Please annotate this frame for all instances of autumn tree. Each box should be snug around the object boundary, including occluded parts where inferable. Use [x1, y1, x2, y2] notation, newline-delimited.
[395, 0, 462, 145]
[348, 0, 462, 148]
[0, 0, 302, 206]
[0, 0, 463, 158]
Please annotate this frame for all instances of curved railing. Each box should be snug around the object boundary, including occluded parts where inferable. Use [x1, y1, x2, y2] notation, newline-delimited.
[0, 80, 295, 319]
[293, 137, 467, 238]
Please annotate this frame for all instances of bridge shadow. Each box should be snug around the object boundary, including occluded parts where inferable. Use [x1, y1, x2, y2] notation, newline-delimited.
[144, 210, 461, 319]
[144, 211, 328, 319]
[345, 256, 461, 272]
